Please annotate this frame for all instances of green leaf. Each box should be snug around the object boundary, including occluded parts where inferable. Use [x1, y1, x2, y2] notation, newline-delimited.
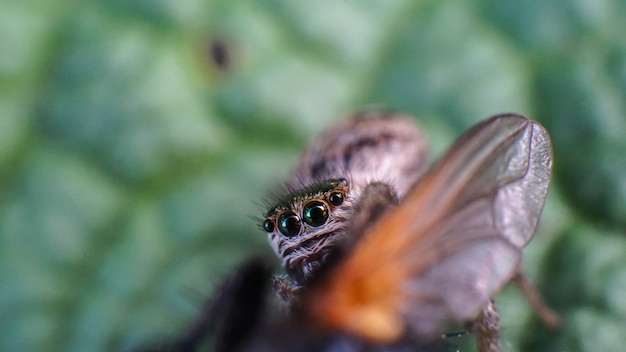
[1, 0, 625, 351]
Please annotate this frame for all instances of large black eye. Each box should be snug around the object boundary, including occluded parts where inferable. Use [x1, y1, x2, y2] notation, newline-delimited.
[278, 212, 301, 237]
[262, 219, 275, 233]
[303, 201, 329, 227]
[328, 192, 344, 206]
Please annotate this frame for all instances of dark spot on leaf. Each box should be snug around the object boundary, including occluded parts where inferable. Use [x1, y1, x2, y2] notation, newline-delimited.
[208, 39, 232, 71]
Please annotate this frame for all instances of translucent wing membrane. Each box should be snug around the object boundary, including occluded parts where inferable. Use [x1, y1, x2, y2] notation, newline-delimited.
[306, 114, 553, 341]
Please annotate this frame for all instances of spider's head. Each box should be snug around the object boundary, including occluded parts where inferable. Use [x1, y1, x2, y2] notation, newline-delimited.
[261, 178, 352, 285]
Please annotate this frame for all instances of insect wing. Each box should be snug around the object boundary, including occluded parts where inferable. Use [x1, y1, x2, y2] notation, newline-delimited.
[306, 114, 553, 342]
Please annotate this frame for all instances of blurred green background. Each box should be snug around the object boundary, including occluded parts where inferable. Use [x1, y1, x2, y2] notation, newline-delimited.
[1, 0, 625, 351]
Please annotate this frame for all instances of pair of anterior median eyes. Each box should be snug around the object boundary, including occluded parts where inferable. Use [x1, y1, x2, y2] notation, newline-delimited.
[262, 189, 346, 238]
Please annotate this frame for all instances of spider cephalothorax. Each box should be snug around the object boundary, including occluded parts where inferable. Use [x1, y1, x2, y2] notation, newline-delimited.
[261, 110, 430, 295]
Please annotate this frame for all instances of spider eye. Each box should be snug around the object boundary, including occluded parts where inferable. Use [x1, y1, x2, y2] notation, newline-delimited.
[278, 212, 301, 237]
[328, 192, 344, 206]
[303, 201, 329, 227]
[262, 219, 275, 233]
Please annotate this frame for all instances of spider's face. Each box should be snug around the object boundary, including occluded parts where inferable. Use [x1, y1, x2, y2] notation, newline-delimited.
[262, 178, 352, 285]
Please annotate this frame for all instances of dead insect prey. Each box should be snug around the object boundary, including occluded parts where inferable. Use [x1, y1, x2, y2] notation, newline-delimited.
[260, 109, 560, 352]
